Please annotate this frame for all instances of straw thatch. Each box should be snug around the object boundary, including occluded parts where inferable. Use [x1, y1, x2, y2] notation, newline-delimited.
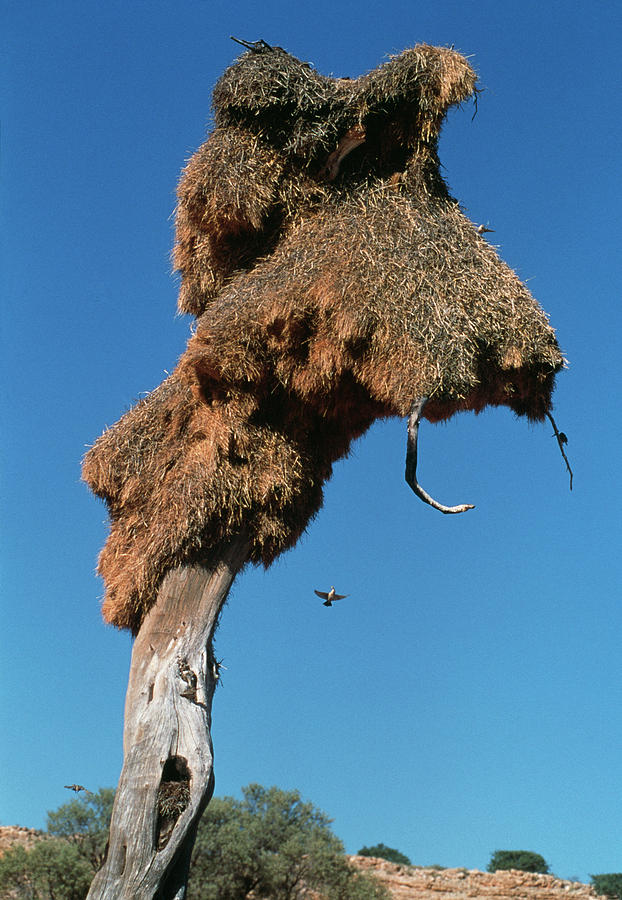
[84, 42, 564, 632]
[173, 43, 477, 315]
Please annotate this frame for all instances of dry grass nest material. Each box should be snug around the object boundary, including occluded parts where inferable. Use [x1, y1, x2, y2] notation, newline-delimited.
[84, 41, 564, 632]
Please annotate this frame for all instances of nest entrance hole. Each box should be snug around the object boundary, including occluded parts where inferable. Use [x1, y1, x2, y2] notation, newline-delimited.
[156, 756, 191, 851]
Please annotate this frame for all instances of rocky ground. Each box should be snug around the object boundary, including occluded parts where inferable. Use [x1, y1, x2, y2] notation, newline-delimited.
[349, 856, 606, 900]
[0, 828, 607, 899]
[0, 826, 43, 857]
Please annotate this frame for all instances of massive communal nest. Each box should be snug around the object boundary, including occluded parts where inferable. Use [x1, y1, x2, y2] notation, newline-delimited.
[83, 41, 564, 633]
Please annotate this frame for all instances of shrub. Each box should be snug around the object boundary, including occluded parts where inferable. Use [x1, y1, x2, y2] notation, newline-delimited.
[0, 789, 114, 900]
[357, 844, 411, 866]
[591, 874, 622, 898]
[188, 784, 389, 900]
[46, 787, 114, 869]
[0, 838, 93, 900]
[1, 784, 389, 900]
[487, 850, 549, 874]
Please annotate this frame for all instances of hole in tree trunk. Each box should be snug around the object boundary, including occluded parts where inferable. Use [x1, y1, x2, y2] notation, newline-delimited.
[156, 756, 191, 851]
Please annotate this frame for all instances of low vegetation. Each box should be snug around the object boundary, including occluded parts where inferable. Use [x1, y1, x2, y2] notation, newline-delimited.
[590, 874, 622, 899]
[187, 784, 388, 900]
[357, 844, 411, 866]
[1, 790, 619, 899]
[0, 785, 387, 900]
[487, 849, 550, 874]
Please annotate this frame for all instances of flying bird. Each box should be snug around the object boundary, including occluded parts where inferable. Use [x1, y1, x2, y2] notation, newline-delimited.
[314, 586, 348, 607]
[64, 784, 91, 794]
[476, 224, 495, 235]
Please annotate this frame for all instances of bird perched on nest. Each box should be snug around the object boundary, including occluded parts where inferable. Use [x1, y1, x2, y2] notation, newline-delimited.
[314, 586, 348, 607]
[230, 36, 278, 53]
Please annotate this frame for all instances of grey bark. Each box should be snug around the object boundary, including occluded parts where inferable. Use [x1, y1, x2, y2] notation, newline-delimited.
[87, 534, 250, 900]
[405, 397, 475, 514]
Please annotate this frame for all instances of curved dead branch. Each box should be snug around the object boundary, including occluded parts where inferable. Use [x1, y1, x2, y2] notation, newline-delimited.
[405, 398, 475, 515]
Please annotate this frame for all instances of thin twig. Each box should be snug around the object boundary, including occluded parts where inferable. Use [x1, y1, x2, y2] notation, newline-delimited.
[546, 411, 573, 491]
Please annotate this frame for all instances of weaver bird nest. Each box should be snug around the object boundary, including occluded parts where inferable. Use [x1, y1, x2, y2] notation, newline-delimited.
[83, 40, 565, 632]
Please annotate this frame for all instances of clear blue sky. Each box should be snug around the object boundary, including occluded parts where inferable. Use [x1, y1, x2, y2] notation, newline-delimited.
[2, 0, 621, 884]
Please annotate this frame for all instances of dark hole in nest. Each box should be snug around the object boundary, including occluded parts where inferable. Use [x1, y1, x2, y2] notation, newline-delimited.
[335, 112, 415, 182]
[218, 206, 285, 271]
[156, 756, 191, 851]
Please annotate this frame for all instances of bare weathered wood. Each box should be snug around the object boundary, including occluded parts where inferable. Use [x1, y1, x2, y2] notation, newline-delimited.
[405, 398, 475, 514]
[87, 534, 250, 900]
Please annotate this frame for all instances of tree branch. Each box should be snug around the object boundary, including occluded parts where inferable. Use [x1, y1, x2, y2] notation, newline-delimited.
[405, 398, 475, 515]
[546, 410, 573, 491]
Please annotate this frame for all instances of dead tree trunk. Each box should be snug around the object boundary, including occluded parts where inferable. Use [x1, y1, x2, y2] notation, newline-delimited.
[87, 534, 250, 900]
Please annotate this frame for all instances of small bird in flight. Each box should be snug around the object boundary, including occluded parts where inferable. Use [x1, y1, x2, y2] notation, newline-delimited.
[476, 224, 495, 235]
[314, 586, 348, 607]
[64, 784, 91, 794]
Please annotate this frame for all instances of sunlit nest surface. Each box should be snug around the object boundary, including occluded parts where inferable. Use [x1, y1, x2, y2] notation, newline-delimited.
[83, 42, 564, 632]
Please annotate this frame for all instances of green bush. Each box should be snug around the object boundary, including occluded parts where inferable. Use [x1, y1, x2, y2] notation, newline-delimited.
[0, 838, 94, 900]
[46, 787, 115, 869]
[357, 844, 411, 866]
[591, 874, 622, 898]
[0, 789, 114, 900]
[1, 785, 388, 900]
[487, 850, 549, 874]
[188, 783, 389, 900]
